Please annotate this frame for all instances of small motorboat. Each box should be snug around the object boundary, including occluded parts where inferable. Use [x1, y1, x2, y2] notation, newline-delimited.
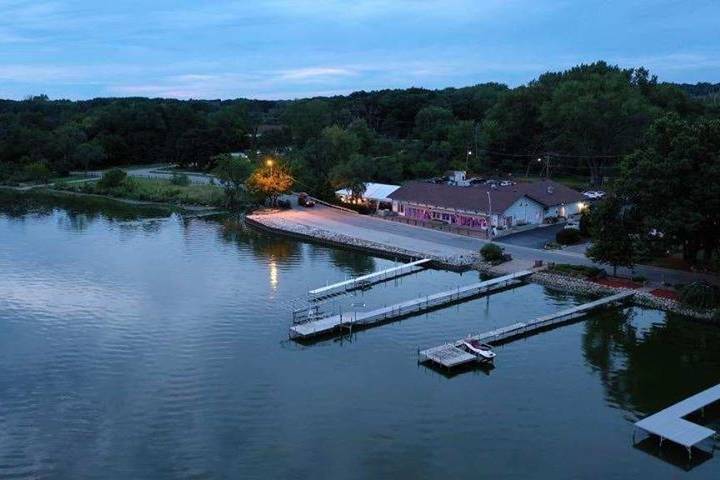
[460, 338, 496, 362]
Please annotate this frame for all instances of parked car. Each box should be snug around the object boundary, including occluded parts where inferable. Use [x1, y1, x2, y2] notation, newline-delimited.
[499, 180, 515, 187]
[582, 190, 606, 200]
[297, 193, 315, 207]
[564, 219, 580, 230]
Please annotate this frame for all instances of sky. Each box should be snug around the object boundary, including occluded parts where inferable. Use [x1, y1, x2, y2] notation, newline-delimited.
[0, 0, 718, 100]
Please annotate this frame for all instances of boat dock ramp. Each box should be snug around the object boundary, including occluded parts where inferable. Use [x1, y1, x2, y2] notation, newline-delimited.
[290, 270, 533, 340]
[419, 291, 634, 369]
[308, 258, 431, 301]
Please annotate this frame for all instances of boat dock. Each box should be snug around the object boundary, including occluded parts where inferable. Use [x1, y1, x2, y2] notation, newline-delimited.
[634, 384, 720, 458]
[419, 291, 634, 369]
[308, 258, 431, 301]
[290, 270, 533, 340]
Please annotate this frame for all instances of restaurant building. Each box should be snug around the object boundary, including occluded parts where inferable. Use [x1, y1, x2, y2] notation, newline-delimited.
[388, 179, 585, 232]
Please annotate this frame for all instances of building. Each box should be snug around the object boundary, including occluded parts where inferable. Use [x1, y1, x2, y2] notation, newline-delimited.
[388, 179, 586, 231]
[336, 182, 400, 210]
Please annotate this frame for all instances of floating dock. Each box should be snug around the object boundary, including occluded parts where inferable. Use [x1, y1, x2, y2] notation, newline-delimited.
[290, 270, 533, 340]
[308, 258, 431, 301]
[634, 384, 720, 458]
[419, 291, 634, 369]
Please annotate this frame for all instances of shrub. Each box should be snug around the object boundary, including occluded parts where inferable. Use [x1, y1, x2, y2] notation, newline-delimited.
[549, 264, 604, 278]
[22, 162, 52, 183]
[579, 209, 592, 236]
[99, 168, 127, 188]
[679, 282, 720, 311]
[556, 228, 582, 245]
[480, 243, 504, 262]
[631, 275, 647, 283]
[170, 173, 190, 186]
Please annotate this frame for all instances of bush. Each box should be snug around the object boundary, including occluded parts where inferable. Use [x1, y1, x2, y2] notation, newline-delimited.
[549, 264, 604, 278]
[679, 282, 720, 311]
[99, 168, 127, 188]
[556, 228, 582, 245]
[22, 162, 52, 183]
[631, 275, 647, 283]
[170, 173, 190, 186]
[480, 243, 504, 262]
[579, 209, 592, 236]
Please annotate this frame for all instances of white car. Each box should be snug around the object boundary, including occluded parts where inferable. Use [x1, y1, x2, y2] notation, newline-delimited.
[564, 220, 580, 230]
[582, 190, 606, 200]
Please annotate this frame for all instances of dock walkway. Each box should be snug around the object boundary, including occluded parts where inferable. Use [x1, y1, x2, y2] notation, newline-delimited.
[419, 291, 634, 369]
[309, 258, 431, 301]
[290, 270, 533, 340]
[634, 384, 720, 457]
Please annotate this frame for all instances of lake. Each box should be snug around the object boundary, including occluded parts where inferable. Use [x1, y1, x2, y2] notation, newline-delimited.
[1, 191, 719, 479]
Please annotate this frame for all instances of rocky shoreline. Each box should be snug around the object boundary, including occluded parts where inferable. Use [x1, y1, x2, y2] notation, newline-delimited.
[531, 271, 717, 322]
[247, 212, 718, 323]
[246, 213, 483, 269]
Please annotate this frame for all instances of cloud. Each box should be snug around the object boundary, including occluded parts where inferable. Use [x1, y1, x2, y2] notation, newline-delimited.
[277, 67, 356, 81]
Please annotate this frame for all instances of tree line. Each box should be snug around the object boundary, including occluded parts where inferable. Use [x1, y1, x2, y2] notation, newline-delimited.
[1, 62, 716, 188]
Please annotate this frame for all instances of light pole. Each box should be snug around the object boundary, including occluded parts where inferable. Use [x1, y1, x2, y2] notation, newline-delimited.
[487, 190, 493, 240]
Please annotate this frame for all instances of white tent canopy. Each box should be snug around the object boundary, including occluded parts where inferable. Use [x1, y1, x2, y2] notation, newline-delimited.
[335, 182, 400, 202]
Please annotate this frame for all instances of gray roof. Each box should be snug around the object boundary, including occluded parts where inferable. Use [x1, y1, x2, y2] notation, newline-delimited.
[388, 180, 584, 214]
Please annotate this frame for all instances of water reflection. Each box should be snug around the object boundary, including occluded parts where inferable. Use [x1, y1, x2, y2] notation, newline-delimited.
[219, 219, 302, 265]
[0, 190, 172, 225]
[582, 308, 720, 417]
[327, 248, 377, 277]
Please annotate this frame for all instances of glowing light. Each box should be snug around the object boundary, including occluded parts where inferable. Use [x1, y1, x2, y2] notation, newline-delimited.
[266, 158, 274, 167]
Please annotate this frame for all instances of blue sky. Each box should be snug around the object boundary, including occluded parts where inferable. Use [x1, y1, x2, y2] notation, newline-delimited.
[1, 0, 718, 100]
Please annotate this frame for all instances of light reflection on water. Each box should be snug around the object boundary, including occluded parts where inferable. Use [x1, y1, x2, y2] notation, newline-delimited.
[1, 192, 720, 479]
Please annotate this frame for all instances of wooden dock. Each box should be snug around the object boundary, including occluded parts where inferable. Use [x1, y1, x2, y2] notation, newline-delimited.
[290, 270, 533, 340]
[308, 258, 431, 301]
[419, 291, 634, 369]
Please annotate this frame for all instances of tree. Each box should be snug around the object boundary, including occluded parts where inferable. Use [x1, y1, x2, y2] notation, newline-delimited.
[212, 153, 252, 207]
[539, 64, 656, 186]
[618, 114, 720, 265]
[330, 154, 376, 201]
[246, 160, 294, 206]
[72, 142, 107, 172]
[586, 196, 638, 276]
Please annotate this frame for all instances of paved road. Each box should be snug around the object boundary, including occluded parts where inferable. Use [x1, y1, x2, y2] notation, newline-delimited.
[260, 205, 719, 287]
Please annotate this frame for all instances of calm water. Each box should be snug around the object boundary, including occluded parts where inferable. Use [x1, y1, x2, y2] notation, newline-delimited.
[1, 192, 720, 479]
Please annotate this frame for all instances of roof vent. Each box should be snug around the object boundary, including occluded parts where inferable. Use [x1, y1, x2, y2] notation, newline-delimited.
[547, 185, 554, 194]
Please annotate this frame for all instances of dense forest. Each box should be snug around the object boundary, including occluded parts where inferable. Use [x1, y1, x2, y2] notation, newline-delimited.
[1, 61, 718, 196]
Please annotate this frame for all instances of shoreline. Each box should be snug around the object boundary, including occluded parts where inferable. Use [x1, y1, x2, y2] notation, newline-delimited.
[245, 213, 484, 271]
[1, 185, 226, 214]
[247, 210, 718, 323]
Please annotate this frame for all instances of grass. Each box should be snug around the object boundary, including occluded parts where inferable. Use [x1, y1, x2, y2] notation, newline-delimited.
[58, 176, 226, 207]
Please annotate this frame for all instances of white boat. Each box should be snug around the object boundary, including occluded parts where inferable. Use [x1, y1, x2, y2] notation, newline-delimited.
[460, 338, 496, 362]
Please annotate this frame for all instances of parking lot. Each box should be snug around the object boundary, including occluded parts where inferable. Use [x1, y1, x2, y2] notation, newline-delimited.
[496, 223, 567, 249]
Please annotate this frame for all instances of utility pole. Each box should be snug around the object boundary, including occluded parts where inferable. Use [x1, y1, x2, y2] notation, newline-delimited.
[543, 154, 552, 179]
[487, 190, 493, 240]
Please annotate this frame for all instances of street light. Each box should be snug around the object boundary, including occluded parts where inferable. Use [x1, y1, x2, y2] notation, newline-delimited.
[265, 158, 274, 167]
[487, 190, 493, 240]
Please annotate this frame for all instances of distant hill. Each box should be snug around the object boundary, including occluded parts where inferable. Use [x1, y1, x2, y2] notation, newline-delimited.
[675, 82, 720, 104]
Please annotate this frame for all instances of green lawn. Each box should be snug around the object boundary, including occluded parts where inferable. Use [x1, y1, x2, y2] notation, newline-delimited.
[58, 176, 226, 207]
